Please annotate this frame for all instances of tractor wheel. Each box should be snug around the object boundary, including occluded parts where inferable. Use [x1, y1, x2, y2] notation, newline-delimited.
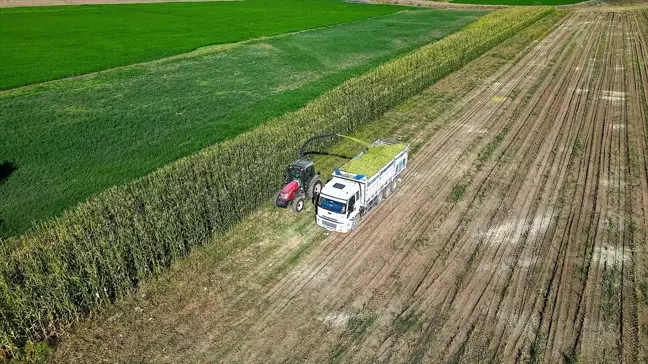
[308, 175, 322, 199]
[273, 191, 281, 206]
[292, 195, 305, 213]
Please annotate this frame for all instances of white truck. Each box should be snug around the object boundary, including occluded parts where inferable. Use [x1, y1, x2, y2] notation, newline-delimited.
[316, 139, 409, 233]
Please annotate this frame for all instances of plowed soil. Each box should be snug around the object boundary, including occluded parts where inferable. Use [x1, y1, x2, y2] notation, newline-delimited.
[52, 9, 648, 363]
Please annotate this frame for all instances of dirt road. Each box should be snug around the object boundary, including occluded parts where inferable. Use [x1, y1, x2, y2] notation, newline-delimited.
[358, 0, 507, 10]
[52, 9, 648, 363]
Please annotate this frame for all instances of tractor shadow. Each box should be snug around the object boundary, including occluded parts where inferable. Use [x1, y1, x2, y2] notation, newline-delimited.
[0, 160, 17, 185]
[0, 161, 18, 237]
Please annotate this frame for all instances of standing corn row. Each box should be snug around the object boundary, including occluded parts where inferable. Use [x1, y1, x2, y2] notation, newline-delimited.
[0, 7, 554, 355]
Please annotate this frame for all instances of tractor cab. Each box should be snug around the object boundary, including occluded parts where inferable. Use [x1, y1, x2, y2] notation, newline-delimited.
[286, 159, 315, 187]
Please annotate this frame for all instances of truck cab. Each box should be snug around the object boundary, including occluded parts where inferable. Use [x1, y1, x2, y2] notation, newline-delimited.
[316, 177, 362, 233]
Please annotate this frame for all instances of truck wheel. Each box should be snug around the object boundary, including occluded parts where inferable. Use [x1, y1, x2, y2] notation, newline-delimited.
[292, 195, 305, 212]
[352, 215, 362, 230]
[387, 180, 398, 197]
[383, 185, 392, 199]
[308, 175, 322, 199]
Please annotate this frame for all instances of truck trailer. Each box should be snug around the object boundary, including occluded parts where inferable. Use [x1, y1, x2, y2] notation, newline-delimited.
[316, 139, 409, 233]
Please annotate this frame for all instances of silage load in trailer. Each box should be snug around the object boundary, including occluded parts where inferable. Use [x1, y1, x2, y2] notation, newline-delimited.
[342, 143, 407, 178]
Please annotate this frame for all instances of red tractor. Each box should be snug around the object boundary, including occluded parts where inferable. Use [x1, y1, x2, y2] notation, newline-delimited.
[273, 159, 322, 212]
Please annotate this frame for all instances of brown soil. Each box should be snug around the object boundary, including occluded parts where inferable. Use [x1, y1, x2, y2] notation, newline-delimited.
[51, 9, 648, 364]
[357, 0, 507, 10]
[0, 0, 235, 8]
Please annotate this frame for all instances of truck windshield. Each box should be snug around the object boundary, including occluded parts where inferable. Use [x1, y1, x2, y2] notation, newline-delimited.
[319, 197, 346, 214]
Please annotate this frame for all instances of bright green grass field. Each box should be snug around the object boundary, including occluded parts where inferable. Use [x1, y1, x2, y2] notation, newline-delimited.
[0, 9, 486, 237]
[452, 0, 583, 5]
[0, 0, 404, 90]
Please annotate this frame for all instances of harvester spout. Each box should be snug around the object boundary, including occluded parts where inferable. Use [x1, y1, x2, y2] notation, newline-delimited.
[298, 133, 369, 160]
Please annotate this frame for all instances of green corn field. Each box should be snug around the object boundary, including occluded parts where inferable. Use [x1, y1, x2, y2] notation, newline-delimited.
[0, 6, 554, 355]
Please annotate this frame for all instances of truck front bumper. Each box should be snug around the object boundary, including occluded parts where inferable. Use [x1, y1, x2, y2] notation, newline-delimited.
[316, 216, 351, 233]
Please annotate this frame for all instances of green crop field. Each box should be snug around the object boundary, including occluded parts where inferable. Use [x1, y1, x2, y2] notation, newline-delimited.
[0, 9, 485, 238]
[452, 0, 583, 5]
[0, 0, 404, 90]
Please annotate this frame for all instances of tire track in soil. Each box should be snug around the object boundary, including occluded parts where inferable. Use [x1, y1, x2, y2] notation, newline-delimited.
[462, 14, 605, 363]
[559, 12, 619, 364]
[385, 14, 601, 363]
[204, 10, 648, 363]
[535, 13, 616, 363]
[424, 13, 604, 363]
[623, 8, 648, 364]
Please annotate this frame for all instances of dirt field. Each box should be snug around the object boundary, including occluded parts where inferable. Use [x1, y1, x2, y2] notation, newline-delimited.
[360, 0, 507, 10]
[52, 9, 648, 363]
